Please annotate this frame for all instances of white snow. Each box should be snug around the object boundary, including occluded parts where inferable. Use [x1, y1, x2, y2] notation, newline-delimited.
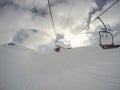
[0, 45, 120, 90]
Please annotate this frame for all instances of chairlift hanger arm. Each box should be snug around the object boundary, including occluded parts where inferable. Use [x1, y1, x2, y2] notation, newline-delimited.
[97, 17, 107, 31]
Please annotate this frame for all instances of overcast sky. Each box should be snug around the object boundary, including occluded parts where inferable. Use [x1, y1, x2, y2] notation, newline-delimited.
[0, 0, 120, 50]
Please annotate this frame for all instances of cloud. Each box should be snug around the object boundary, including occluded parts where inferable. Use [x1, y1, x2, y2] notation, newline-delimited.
[0, 0, 120, 51]
[30, 7, 48, 16]
[87, 0, 108, 24]
[12, 29, 54, 50]
[0, 0, 19, 9]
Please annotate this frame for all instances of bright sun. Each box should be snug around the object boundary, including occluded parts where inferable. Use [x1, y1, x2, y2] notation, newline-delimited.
[70, 34, 90, 48]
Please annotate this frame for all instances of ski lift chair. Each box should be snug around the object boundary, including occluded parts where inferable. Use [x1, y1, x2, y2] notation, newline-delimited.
[99, 31, 120, 49]
[54, 47, 60, 52]
[97, 17, 120, 49]
[54, 36, 72, 52]
[54, 45, 61, 52]
[8, 42, 15, 46]
[54, 43, 72, 52]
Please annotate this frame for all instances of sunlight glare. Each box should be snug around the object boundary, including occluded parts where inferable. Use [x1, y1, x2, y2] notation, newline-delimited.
[70, 34, 90, 48]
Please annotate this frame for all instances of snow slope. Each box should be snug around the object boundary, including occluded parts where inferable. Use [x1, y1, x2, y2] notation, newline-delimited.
[0, 45, 120, 90]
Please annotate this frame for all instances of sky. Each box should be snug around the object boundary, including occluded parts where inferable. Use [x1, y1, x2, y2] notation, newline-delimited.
[0, 0, 120, 51]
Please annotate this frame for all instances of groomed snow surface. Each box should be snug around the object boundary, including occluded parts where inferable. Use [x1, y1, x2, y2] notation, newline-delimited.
[0, 45, 120, 90]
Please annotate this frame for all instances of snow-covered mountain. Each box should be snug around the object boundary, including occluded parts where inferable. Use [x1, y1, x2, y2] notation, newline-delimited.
[0, 44, 120, 90]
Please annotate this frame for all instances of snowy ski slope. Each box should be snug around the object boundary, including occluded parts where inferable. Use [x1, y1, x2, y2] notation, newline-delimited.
[0, 45, 120, 90]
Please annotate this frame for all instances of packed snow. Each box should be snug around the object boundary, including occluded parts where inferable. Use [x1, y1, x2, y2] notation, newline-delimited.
[0, 44, 120, 90]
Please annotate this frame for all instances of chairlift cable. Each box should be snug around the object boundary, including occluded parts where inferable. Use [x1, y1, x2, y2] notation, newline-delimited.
[63, 0, 75, 35]
[97, 0, 120, 18]
[48, 0, 57, 36]
[68, 18, 97, 41]
[68, 0, 120, 41]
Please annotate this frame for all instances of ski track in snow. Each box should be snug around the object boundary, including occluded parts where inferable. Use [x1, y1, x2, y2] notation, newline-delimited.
[0, 45, 120, 90]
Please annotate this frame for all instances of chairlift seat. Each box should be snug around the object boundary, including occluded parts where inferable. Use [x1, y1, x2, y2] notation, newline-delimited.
[100, 44, 120, 49]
